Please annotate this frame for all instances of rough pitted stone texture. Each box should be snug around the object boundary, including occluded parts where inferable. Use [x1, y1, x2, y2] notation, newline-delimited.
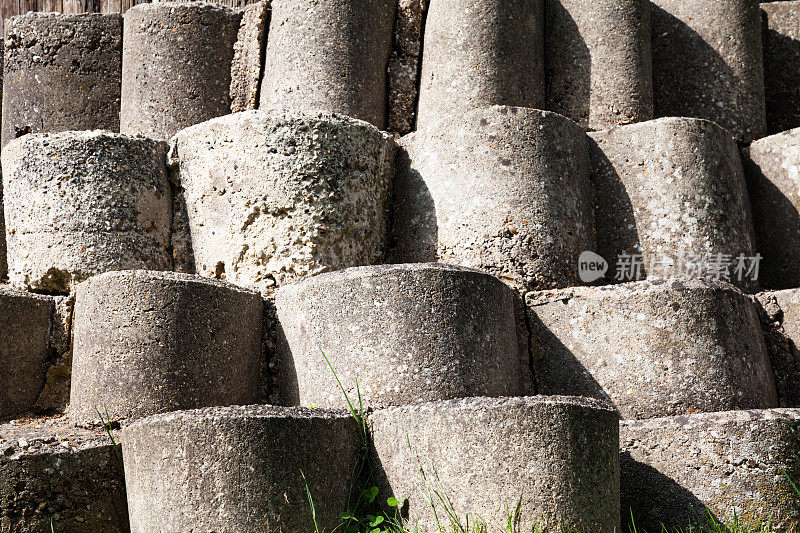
[121, 2, 241, 141]
[230, 0, 269, 113]
[70, 270, 263, 425]
[170, 179, 196, 274]
[545, 0, 653, 130]
[590, 118, 758, 291]
[528, 279, 778, 420]
[259, 0, 395, 129]
[621, 409, 800, 530]
[1, 13, 122, 148]
[650, 0, 767, 143]
[762, 2, 800, 134]
[31, 294, 74, 415]
[123, 405, 361, 532]
[415, 0, 544, 128]
[169, 109, 394, 294]
[391, 106, 593, 292]
[275, 263, 528, 408]
[0, 417, 128, 532]
[370, 396, 620, 532]
[2, 131, 171, 294]
[744, 128, 800, 290]
[388, 0, 427, 134]
[756, 290, 800, 407]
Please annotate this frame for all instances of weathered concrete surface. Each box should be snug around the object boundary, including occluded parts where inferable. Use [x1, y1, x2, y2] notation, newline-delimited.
[370, 396, 620, 532]
[169, 109, 394, 294]
[391, 106, 593, 292]
[259, 0, 395, 129]
[123, 405, 361, 532]
[33, 295, 75, 415]
[388, 0, 427, 134]
[650, 0, 766, 143]
[70, 270, 263, 425]
[590, 117, 758, 291]
[416, 0, 544, 128]
[121, 2, 241, 141]
[744, 128, 800, 290]
[230, 0, 269, 113]
[275, 263, 528, 408]
[621, 409, 800, 530]
[0, 417, 128, 532]
[762, 1, 800, 134]
[2, 131, 172, 294]
[545, 0, 653, 130]
[2, 13, 122, 148]
[528, 280, 778, 420]
[756, 289, 800, 408]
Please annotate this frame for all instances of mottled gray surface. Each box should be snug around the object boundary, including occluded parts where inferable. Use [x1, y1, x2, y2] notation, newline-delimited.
[391, 106, 593, 292]
[388, 0, 427, 134]
[416, 0, 544, 128]
[169, 109, 394, 294]
[762, 1, 800, 134]
[33, 295, 75, 415]
[621, 409, 800, 530]
[123, 405, 361, 532]
[275, 263, 528, 408]
[650, 0, 766, 143]
[528, 279, 778, 419]
[259, 0, 395, 129]
[756, 289, 800, 407]
[545, 0, 652, 130]
[2, 13, 122, 148]
[70, 270, 263, 425]
[121, 2, 241, 141]
[2, 131, 172, 294]
[230, 0, 269, 113]
[369, 396, 620, 532]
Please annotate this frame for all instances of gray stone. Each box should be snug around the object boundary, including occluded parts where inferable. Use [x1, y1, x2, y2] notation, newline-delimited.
[230, 0, 269, 113]
[388, 0, 427, 134]
[2, 12, 122, 148]
[621, 409, 800, 530]
[275, 263, 528, 408]
[32, 294, 74, 415]
[650, 0, 767, 143]
[2, 131, 172, 294]
[590, 117, 758, 291]
[528, 279, 778, 419]
[121, 2, 241, 141]
[762, 1, 800, 134]
[755, 289, 800, 407]
[168, 109, 394, 294]
[369, 396, 620, 532]
[545, 0, 653, 130]
[259, 0, 395, 129]
[123, 405, 361, 532]
[70, 270, 263, 425]
[391, 106, 593, 292]
[415, 0, 544, 128]
[170, 179, 196, 274]
[0, 417, 128, 532]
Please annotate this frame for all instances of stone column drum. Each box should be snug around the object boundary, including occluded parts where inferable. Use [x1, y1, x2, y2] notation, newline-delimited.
[121, 2, 241, 141]
[415, 0, 544, 128]
[2, 12, 122, 148]
[388, 0, 428, 134]
[545, 0, 653, 130]
[762, 1, 800, 134]
[756, 288, 800, 408]
[369, 396, 620, 532]
[391, 106, 593, 292]
[528, 280, 778, 420]
[169, 109, 394, 294]
[275, 263, 527, 408]
[2, 131, 171, 294]
[70, 270, 263, 425]
[259, 0, 395, 129]
[123, 405, 361, 532]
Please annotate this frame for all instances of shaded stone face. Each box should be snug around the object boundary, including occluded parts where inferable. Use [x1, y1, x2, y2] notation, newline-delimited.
[756, 289, 800, 408]
[369, 396, 620, 532]
[762, 1, 800, 134]
[388, 0, 428, 134]
[229, 0, 270, 114]
[123, 405, 361, 532]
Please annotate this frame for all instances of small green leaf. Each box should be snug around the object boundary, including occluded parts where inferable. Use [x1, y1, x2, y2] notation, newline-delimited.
[370, 515, 384, 527]
[387, 497, 399, 507]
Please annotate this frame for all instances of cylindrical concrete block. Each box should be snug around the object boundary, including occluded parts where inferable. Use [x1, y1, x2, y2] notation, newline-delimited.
[756, 289, 800, 408]
[369, 396, 620, 532]
[415, 0, 544, 128]
[70, 270, 263, 425]
[388, 0, 427, 134]
[230, 0, 269, 113]
[391, 106, 593, 292]
[545, 0, 653, 130]
[590, 117, 758, 291]
[123, 405, 361, 532]
[528, 279, 778, 420]
[621, 409, 800, 531]
[169, 109, 394, 294]
[259, 0, 395, 129]
[275, 263, 527, 408]
[2, 12, 122, 148]
[762, 1, 800, 134]
[2, 131, 171, 294]
[121, 2, 241, 141]
[650, 0, 767, 143]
